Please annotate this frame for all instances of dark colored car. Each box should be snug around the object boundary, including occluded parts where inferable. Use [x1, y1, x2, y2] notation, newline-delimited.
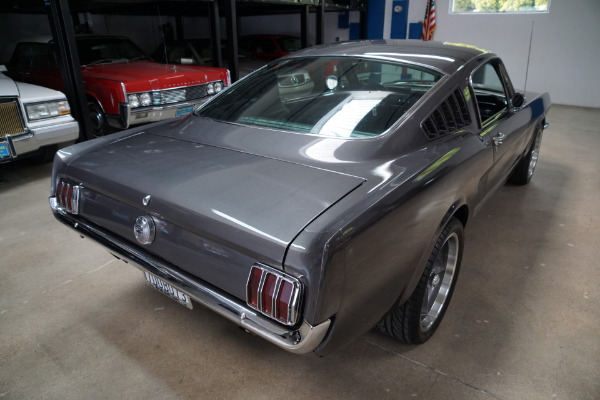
[49, 41, 550, 355]
[239, 34, 302, 60]
[6, 35, 229, 138]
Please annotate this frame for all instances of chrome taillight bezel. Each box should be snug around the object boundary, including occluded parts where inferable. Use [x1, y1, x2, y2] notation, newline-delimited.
[246, 263, 302, 326]
[55, 179, 81, 215]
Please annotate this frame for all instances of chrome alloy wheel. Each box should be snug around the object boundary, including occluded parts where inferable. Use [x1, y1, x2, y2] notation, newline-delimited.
[527, 132, 543, 180]
[420, 232, 459, 332]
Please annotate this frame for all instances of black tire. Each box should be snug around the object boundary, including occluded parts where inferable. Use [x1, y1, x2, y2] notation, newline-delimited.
[87, 100, 109, 139]
[377, 217, 464, 344]
[508, 123, 543, 185]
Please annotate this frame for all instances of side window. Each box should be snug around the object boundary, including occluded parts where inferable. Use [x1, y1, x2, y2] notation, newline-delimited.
[471, 61, 508, 125]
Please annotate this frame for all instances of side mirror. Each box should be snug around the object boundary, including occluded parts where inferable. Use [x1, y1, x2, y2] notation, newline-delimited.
[510, 92, 526, 110]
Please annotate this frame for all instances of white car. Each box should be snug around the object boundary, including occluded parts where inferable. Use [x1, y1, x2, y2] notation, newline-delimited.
[0, 66, 79, 162]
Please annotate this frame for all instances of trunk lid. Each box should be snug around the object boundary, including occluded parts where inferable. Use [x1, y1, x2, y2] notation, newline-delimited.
[65, 132, 364, 298]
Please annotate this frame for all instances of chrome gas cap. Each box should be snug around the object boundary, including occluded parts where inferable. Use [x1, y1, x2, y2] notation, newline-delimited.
[134, 216, 156, 245]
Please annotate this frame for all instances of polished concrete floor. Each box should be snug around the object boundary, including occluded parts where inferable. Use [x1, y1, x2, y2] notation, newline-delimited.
[1, 105, 598, 399]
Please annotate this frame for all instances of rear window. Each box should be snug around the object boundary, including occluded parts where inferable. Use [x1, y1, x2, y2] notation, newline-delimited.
[197, 57, 443, 138]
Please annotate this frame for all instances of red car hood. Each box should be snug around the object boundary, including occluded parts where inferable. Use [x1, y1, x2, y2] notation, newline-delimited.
[81, 61, 228, 91]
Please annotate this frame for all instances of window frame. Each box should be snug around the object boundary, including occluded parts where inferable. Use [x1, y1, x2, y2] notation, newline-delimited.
[450, 0, 551, 15]
[469, 58, 515, 128]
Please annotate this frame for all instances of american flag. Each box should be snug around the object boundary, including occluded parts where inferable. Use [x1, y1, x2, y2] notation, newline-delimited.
[422, 0, 436, 41]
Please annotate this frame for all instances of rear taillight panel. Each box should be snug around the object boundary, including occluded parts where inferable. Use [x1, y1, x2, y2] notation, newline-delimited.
[246, 264, 302, 326]
[55, 180, 81, 215]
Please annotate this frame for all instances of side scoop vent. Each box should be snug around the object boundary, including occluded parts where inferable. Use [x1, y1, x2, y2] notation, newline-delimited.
[422, 88, 472, 140]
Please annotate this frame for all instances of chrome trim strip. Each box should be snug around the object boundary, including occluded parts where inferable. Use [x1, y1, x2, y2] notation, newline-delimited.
[49, 201, 330, 354]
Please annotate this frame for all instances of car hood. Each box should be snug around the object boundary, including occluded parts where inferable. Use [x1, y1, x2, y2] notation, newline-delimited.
[81, 61, 228, 91]
[65, 132, 364, 264]
[0, 73, 66, 102]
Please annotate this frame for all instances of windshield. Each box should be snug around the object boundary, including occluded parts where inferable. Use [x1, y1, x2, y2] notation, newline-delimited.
[76, 37, 149, 65]
[196, 57, 443, 138]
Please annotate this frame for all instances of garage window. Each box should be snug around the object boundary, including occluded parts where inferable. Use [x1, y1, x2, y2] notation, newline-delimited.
[451, 0, 550, 13]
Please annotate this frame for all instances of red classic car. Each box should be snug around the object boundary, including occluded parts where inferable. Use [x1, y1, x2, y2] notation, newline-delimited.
[6, 35, 230, 138]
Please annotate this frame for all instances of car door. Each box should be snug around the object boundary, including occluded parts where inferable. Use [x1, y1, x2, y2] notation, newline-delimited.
[470, 59, 524, 193]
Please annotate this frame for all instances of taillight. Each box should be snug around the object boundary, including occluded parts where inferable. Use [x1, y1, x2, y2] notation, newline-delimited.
[55, 180, 81, 214]
[246, 264, 301, 326]
[247, 267, 262, 308]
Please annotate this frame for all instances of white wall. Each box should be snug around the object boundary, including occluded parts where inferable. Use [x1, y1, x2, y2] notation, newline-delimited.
[403, 0, 600, 107]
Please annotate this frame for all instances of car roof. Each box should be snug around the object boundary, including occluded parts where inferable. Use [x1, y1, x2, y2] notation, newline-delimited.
[286, 40, 492, 75]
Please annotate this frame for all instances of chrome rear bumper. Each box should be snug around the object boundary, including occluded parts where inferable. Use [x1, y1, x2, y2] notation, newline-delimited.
[49, 198, 330, 354]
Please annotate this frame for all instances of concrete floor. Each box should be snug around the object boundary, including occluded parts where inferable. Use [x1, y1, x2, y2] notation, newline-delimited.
[0, 104, 598, 399]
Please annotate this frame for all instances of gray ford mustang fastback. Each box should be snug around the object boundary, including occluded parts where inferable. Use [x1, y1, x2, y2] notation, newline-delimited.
[49, 40, 550, 355]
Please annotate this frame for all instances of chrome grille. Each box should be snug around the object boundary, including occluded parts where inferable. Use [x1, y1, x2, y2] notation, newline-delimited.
[0, 99, 26, 138]
[160, 88, 186, 104]
[184, 85, 208, 101]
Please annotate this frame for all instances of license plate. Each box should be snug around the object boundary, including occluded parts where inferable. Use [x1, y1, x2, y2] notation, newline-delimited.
[144, 271, 193, 309]
[176, 105, 194, 117]
[0, 142, 10, 159]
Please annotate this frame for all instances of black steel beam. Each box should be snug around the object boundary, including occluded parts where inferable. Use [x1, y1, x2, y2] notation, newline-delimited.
[209, 0, 223, 68]
[45, 0, 92, 141]
[300, 5, 309, 48]
[315, 0, 325, 45]
[222, 0, 239, 82]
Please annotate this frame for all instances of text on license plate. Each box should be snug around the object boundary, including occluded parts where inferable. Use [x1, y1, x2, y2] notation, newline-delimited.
[144, 271, 193, 309]
[0, 142, 10, 159]
[176, 105, 194, 117]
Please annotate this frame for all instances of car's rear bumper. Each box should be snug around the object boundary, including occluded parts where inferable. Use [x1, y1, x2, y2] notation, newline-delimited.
[49, 199, 331, 354]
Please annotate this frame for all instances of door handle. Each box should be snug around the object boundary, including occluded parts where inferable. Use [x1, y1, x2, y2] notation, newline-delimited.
[493, 132, 505, 147]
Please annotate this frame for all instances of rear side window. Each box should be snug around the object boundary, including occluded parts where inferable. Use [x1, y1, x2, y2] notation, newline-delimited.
[421, 88, 472, 140]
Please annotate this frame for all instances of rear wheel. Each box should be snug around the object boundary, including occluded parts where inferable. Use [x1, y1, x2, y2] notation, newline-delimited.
[377, 217, 464, 344]
[509, 123, 543, 185]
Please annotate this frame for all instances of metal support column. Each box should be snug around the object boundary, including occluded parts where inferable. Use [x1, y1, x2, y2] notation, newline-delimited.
[316, 0, 325, 45]
[209, 0, 223, 68]
[222, 0, 239, 82]
[359, 7, 367, 39]
[45, 0, 91, 141]
[300, 5, 309, 48]
[175, 15, 184, 40]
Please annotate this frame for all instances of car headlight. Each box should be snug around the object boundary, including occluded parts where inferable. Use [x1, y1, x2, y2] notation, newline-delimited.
[214, 81, 223, 93]
[128, 94, 140, 108]
[206, 83, 215, 95]
[140, 92, 152, 107]
[25, 100, 70, 121]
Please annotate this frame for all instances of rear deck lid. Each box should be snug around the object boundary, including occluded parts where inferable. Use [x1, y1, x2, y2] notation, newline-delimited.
[66, 132, 364, 265]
